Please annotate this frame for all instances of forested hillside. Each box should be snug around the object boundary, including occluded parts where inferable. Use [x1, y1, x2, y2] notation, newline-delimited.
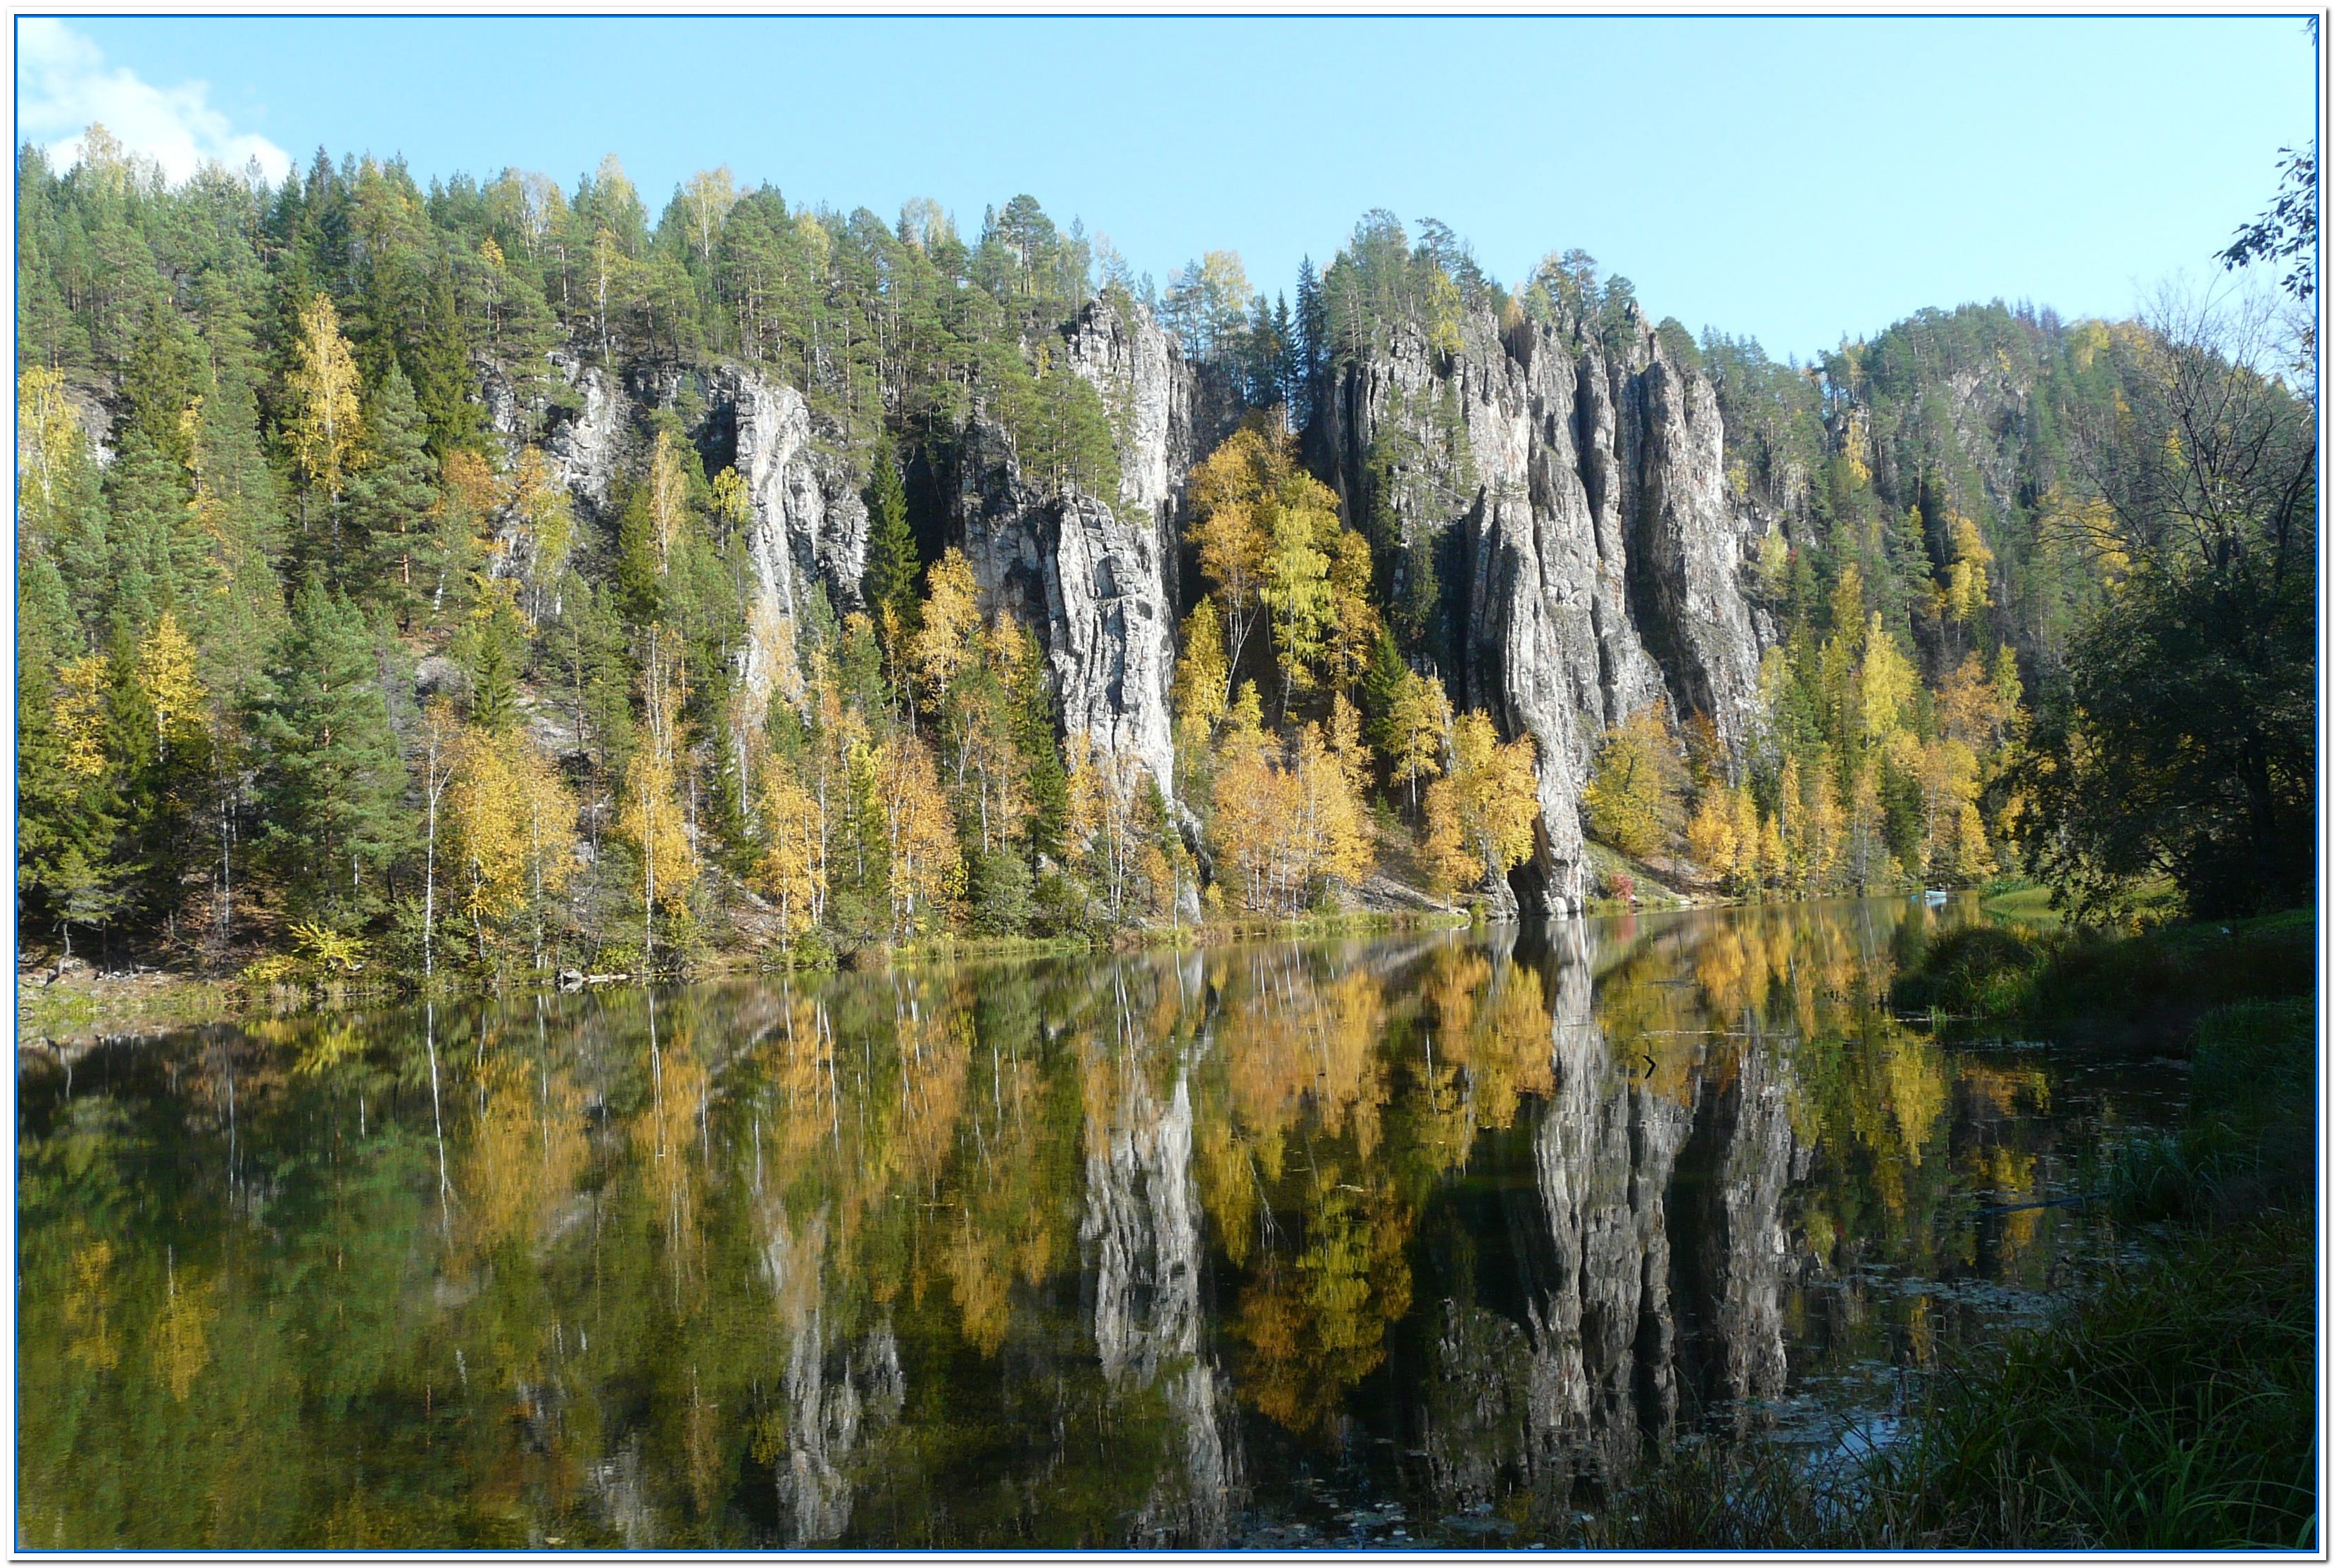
[15, 132, 2314, 981]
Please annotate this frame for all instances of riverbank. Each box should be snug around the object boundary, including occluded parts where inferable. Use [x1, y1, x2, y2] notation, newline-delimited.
[18, 903, 1489, 1046]
[1585, 906, 2318, 1551]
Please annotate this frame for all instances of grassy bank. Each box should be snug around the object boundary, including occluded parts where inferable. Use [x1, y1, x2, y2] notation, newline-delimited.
[1590, 910, 2318, 1550]
[15, 969, 242, 1048]
[1892, 905, 2314, 1042]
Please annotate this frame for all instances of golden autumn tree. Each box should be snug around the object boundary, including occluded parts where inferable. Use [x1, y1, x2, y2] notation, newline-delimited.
[1188, 420, 1351, 703]
[507, 446, 575, 615]
[1172, 596, 1230, 743]
[1289, 721, 1374, 896]
[1384, 666, 1453, 811]
[1065, 734, 1174, 920]
[1423, 710, 1539, 898]
[51, 654, 111, 783]
[1206, 682, 1293, 913]
[912, 546, 982, 708]
[874, 729, 962, 938]
[647, 427, 689, 575]
[756, 751, 826, 948]
[446, 726, 575, 970]
[617, 627, 697, 969]
[284, 293, 363, 522]
[1686, 786, 1740, 883]
[1583, 701, 1682, 863]
[133, 611, 206, 766]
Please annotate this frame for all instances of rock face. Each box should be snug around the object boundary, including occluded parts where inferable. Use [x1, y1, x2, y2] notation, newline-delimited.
[703, 364, 870, 708]
[494, 288, 1767, 889]
[950, 297, 1196, 799]
[1321, 308, 1767, 913]
[541, 350, 629, 515]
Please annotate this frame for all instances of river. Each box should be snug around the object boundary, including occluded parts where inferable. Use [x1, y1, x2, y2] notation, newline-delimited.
[16, 896, 2188, 1549]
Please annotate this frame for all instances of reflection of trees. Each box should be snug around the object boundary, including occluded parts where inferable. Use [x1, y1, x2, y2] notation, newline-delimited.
[18, 898, 2119, 1549]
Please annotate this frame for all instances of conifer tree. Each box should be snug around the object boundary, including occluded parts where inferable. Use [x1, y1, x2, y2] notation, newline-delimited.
[248, 579, 408, 930]
[348, 362, 437, 616]
[861, 441, 920, 647]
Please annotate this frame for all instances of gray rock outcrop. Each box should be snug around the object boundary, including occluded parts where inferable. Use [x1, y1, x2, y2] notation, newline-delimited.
[952, 296, 1195, 798]
[1322, 308, 1767, 913]
[705, 365, 870, 708]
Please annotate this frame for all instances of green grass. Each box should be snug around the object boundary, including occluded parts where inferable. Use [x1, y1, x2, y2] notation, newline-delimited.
[1978, 882, 2059, 926]
[1892, 906, 2313, 1045]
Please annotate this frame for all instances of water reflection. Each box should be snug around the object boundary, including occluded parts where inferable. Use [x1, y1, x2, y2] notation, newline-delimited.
[18, 898, 2168, 1550]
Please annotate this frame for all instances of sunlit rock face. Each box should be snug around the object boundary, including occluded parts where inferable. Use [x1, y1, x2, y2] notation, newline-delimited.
[702, 364, 870, 709]
[953, 296, 1195, 801]
[1319, 311, 1766, 913]
[1078, 976, 1243, 1548]
[756, 1200, 904, 1546]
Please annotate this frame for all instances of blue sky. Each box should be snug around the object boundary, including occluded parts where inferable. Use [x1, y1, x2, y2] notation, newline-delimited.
[18, 13, 2319, 360]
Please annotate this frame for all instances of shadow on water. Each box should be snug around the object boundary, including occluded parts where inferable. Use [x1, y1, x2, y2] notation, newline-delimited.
[17, 896, 2188, 1549]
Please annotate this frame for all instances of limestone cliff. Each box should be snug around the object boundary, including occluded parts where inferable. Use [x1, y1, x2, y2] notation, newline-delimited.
[950, 296, 1196, 798]
[1321, 307, 1768, 913]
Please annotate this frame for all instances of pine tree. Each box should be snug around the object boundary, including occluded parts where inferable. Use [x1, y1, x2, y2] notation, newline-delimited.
[248, 579, 409, 930]
[185, 354, 288, 686]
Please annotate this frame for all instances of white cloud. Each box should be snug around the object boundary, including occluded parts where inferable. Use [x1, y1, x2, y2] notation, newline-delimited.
[18, 19, 291, 186]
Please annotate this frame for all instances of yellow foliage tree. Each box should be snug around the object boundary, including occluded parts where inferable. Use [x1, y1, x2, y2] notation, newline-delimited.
[875, 729, 962, 937]
[1172, 595, 1229, 741]
[1188, 421, 1351, 698]
[446, 725, 575, 967]
[284, 293, 363, 508]
[912, 547, 982, 702]
[1582, 702, 1681, 863]
[507, 446, 575, 613]
[51, 654, 111, 781]
[1939, 513, 1993, 622]
[1291, 721, 1373, 893]
[1686, 786, 1740, 882]
[617, 629, 696, 967]
[756, 754, 825, 946]
[134, 611, 207, 765]
[1857, 615, 1918, 742]
[1385, 667, 1452, 810]
[1424, 711, 1540, 898]
[648, 427, 689, 575]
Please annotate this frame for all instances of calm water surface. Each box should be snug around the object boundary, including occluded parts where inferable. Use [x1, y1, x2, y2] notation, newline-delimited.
[18, 898, 2185, 1550]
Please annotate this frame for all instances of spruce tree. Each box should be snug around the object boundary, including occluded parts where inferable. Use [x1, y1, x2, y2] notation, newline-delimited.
[347, 363, 439, 620]
[862, 440, 921, 645]
[248, 579, 409, 930]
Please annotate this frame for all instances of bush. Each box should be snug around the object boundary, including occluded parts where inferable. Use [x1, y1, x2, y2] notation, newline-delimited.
[1889, 923, 2039, 1015]
[967, 848, 1034, 936]
[1030, 869, 1100, 941]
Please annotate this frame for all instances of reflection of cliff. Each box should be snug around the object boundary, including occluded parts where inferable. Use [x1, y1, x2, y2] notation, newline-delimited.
[1674, 1019, 1798, 1426]
[1526, 919, 1691, 1481]
[755, 1200, 905, 1545]
[1080, 1021, 1242, 1548]
[1420, 915, 1814, 1512]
